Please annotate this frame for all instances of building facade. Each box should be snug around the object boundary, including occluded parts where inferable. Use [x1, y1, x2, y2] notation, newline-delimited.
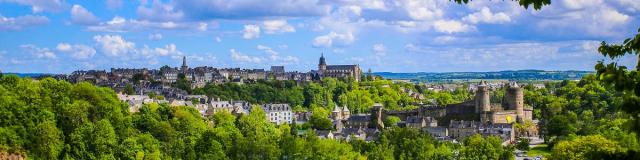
[263, 104, 293, 125]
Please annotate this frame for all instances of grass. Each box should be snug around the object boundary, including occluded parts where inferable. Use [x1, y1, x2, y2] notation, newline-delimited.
[527, 144, 551, 158]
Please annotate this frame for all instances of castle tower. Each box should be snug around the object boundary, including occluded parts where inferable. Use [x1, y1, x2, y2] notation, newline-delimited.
[342, 106, 350, 120]
[506, 82, 525, 123]
[475, 81, 491, 113]
[318, 53, 327, 73]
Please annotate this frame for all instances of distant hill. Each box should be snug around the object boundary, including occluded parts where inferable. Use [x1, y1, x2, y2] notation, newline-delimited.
[2, 73, 52, 78]
[373, 70, 593, 82]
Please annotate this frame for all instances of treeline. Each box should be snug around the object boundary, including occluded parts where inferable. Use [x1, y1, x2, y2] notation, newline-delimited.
[0, 75, 514, 159]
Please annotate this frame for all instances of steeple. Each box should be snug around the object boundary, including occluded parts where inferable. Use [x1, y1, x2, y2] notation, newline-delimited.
[180, 56, 188, 74]
[182, 56, 187, 67]
[318, 52, 327, 72]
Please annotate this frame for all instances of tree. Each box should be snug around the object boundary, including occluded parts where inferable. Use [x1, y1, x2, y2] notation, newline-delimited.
[459, 135, 509, 160]
[595, 28, 640, 134]
[32, 120, 63, 159]
[516, 138, 530, 151]
[551, 135, 622, 160]
[195, 130, 228, 160]
[94, 119, 118, 159]
[124, 84, 135, 95]
[383, 116, 401, 127]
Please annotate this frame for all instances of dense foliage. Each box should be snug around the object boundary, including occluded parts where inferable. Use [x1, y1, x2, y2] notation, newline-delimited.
[0, 75, 515, 159]
[523, 75, 640, 159]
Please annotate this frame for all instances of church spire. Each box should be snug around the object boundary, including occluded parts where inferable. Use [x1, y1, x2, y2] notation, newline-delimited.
[182, 56, 187, 67]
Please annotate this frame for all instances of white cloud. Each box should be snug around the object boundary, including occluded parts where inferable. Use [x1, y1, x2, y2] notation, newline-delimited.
[141, 44, 182, 57]
[400, 0, 444, 21]
[243, 24, 261, 39]
[535, 4, 630, 36]
[56, 43, 96, 59]
[86, 16, 204, 32]
[263, 19, 295, 34]
[372, 43, 386, 56]
[136, 0, 184, 22]
[256, 44, 299, 63]
[0, 14, 49, 31]
[20, 44, 56, 59]
[0, 0, 65, 13]
[463, 7, 511, 24]
[215, 37, 222, 42]
[198, 22, 208, 31]
[93, 34, 136, 57]
[148, 33, 163, 40]
[312, 31, 355, 48]
[71, 4, 100, 25]
[433, 20, 474, 33]
[230, 49, 262, 63]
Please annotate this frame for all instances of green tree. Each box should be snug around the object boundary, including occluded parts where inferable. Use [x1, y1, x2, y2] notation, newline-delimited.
[32, 120, 63, 159]
[595, 28, 640, 134]
[551, 135, 622, 160]
[125, 84, 135, 95]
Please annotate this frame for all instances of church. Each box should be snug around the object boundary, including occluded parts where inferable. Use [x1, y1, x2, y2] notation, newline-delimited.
[318, 53, 362, 82]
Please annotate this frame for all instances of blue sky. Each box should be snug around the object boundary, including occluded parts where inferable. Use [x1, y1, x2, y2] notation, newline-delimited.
[0, 0, 639, 73]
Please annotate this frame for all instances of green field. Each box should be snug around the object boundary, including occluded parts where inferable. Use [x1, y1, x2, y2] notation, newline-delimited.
[527, 144, 551, 158]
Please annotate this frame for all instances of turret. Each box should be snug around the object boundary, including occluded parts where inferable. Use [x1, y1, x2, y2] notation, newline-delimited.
[506, 82, 525, 123]
[475, 81, 490, 113]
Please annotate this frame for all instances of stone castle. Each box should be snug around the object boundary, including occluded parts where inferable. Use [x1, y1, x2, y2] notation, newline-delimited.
[477, 81, 532, 124]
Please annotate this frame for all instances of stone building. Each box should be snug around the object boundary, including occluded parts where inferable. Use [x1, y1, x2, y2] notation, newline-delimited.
[262, 104, 293, 125]
[318, 53, 362, 82]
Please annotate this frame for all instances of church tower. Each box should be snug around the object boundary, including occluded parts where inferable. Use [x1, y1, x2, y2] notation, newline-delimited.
[180, 56, 188, 74]
[318, 53, 326, 73]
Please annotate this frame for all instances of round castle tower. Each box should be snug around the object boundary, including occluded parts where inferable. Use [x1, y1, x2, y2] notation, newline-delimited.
[506, 82, 524, 123]
[475, 81, 491, 113]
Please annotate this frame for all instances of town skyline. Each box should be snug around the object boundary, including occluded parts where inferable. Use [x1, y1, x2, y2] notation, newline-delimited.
[1, 0, 640, 73]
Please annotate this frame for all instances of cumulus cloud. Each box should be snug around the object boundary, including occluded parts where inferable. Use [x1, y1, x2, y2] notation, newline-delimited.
[56, 43, 96, 59]
[463, 7, 511, 24]
[263, 19, 295, 34]
[433, 20, 474, 33]
[243, 24, 260, 39]
[20, 44, 56, 59]
[0, 14, 49, 31]
[93, 34, 136, 57]
[0, 0, 65, 13]
[312, 31, 355, 48]
[71, 4, 100, 25]
[230, 49, 262, 63]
